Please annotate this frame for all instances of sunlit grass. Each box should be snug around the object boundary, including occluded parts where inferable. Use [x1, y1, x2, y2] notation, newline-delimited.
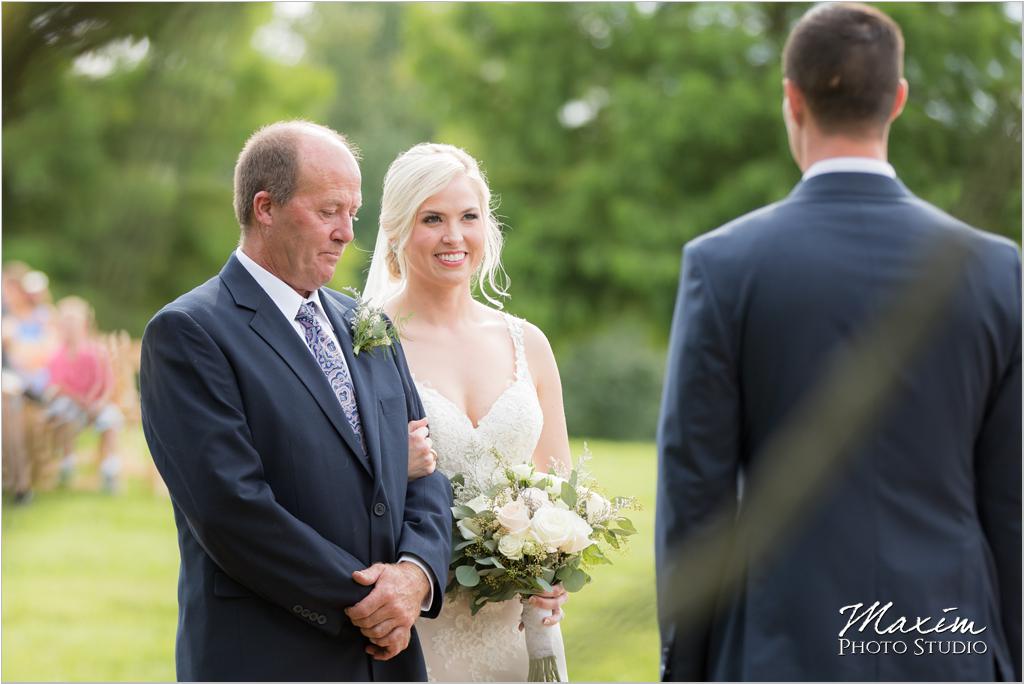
[2, 433, 659, 681]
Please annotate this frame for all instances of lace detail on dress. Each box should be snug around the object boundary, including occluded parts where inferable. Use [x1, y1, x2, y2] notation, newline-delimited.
[413, 313, 566, 681]
[414, 314, 544, 495]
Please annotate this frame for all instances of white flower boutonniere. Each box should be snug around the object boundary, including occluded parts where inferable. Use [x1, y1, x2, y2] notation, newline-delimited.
[343, 288, 403, 356]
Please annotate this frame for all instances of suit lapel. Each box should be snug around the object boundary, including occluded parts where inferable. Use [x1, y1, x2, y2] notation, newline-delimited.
[322, 295, 384, 482]
[220, 256, 372, 477]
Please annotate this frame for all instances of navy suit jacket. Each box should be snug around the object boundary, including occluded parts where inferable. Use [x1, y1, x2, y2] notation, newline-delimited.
[140, 254, 452, 681]
[656, 173, 1021, 681]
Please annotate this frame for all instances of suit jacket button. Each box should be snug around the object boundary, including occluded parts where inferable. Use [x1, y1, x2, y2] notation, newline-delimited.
[373, 502, 386, 517]
[293, 605, 302, 614]
[318, 615, 327, 625]
[301, 609, 311, 618]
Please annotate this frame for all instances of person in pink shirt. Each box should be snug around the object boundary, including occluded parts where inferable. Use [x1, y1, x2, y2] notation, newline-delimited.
[45, 296, 123, 493]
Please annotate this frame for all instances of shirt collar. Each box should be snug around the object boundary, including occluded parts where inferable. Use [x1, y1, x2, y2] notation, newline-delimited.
[802, 157, 897, 181]
[235, 247, 325, 324]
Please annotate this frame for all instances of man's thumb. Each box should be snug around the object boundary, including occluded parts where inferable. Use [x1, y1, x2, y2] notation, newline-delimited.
[353, 563, 386, 585]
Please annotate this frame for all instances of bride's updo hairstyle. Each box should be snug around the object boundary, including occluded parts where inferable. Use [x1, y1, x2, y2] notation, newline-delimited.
[364, 143, 510, 308]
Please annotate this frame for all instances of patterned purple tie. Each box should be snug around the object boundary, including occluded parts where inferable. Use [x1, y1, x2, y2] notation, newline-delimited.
[295, 301, 364, 449]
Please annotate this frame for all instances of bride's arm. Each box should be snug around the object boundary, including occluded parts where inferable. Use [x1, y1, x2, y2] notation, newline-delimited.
[521, 322, 573, 625]
[523, 321, 572, 476]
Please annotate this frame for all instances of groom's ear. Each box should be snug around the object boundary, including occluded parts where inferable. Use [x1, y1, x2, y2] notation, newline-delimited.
[782, 79, 806, 126]
[888, 78, 909, 123]
[252, 190, 274, 226]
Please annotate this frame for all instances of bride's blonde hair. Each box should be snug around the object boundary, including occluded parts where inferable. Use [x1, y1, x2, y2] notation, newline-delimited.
[364, 143, 510, 308]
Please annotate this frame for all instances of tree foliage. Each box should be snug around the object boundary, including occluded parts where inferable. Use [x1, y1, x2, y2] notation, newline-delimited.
[3, 4, 1020, 379]
[401, 3, 1021, 347]
[3, 3, 333, 331]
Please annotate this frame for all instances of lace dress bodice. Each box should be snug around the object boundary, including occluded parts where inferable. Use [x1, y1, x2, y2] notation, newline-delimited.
[416, 314, 544, 490]
[413, 313, 567, 682]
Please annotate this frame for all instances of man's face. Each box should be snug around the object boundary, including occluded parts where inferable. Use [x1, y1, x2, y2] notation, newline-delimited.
[265, 138, 362, 296]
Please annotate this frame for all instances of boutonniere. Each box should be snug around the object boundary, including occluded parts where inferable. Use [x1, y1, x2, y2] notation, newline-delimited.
[343, 288, 403, 356]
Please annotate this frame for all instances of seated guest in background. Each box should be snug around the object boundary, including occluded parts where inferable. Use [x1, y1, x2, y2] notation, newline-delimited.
[44, 296, 124, 493]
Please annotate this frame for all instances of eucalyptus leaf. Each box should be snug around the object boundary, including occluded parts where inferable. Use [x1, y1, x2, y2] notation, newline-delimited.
[560, 481, 577, 508]
[455, 565, 480, 588]
[562, 568, 589, 592]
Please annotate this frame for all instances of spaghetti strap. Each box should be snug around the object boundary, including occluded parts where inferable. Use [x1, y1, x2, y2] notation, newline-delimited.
[503, 313, 529, 381]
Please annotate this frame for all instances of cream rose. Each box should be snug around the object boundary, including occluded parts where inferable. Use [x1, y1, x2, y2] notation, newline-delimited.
[530, 506, 577, 551]
[465, 494, 490, 514]
[584, 491, 612, 524]
[543, 474, 567, 495]
[497, 498, 531, 534]
[510, 463, 534, 481]
[561, 514, 595, 553]
[497, 533, 526, 560]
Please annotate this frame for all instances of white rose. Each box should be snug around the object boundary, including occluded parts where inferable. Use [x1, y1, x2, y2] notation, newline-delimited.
[510, 463, 534, 481]
[519, 487, 551, 512]
[530, 506, 577, 552]
[465, 494, 490, 514]
[456, 519, 478, 540]
[521, 538, 545, 557]
[542, 474, 567, 495]
[497, 533, 526, 560]
[497, 499, 531, 534]
[584, 491, 612, 524]
[561, 514, 595, 553]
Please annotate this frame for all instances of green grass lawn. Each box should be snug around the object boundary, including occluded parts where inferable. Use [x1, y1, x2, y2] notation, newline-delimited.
[2, 435, 659, 681]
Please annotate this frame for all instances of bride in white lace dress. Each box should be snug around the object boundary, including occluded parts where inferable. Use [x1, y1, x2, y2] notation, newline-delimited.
[363, 143, 572, 681]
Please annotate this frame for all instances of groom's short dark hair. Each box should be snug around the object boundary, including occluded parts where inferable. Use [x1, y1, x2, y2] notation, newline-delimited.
[783, 2, 904, 134]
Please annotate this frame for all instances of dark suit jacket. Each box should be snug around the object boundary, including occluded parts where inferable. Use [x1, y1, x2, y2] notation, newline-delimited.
[656, 173, 1021, 681]
[141, 254, 452, 682]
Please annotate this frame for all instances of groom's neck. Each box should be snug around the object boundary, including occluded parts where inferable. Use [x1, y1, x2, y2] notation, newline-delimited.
[794, 121, 891, 172]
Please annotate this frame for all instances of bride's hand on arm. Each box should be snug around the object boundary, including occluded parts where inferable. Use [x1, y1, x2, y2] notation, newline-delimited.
[524, 322, 573, 476]
[407, 417, 436, 480]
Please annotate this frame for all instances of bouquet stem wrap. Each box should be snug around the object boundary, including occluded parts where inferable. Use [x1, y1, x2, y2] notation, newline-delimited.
[521, 599, 562, 682]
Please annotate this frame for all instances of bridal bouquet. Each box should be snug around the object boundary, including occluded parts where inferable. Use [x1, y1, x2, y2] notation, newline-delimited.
[448, 446, 637, 681]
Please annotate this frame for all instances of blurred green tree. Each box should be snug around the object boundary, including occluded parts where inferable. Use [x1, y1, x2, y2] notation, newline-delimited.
[2, 4, 1019, 439]
[3, 3, 334, 332]
[401, 3, 1021, 347]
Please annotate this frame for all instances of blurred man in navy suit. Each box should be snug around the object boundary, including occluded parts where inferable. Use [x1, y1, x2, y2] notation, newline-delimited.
[656, 4, 1021, 680]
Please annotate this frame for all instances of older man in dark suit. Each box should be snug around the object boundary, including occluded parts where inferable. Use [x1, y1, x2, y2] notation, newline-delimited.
[141, 121, 451, 681]
[656, 4, 1021, 681]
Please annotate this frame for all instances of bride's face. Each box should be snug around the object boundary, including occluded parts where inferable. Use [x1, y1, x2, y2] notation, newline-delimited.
[404, 174, 485, 290]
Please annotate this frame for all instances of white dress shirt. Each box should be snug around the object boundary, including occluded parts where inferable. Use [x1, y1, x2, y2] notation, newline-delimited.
[235, 248, 435, 612]
[802, 156, 897, 181]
